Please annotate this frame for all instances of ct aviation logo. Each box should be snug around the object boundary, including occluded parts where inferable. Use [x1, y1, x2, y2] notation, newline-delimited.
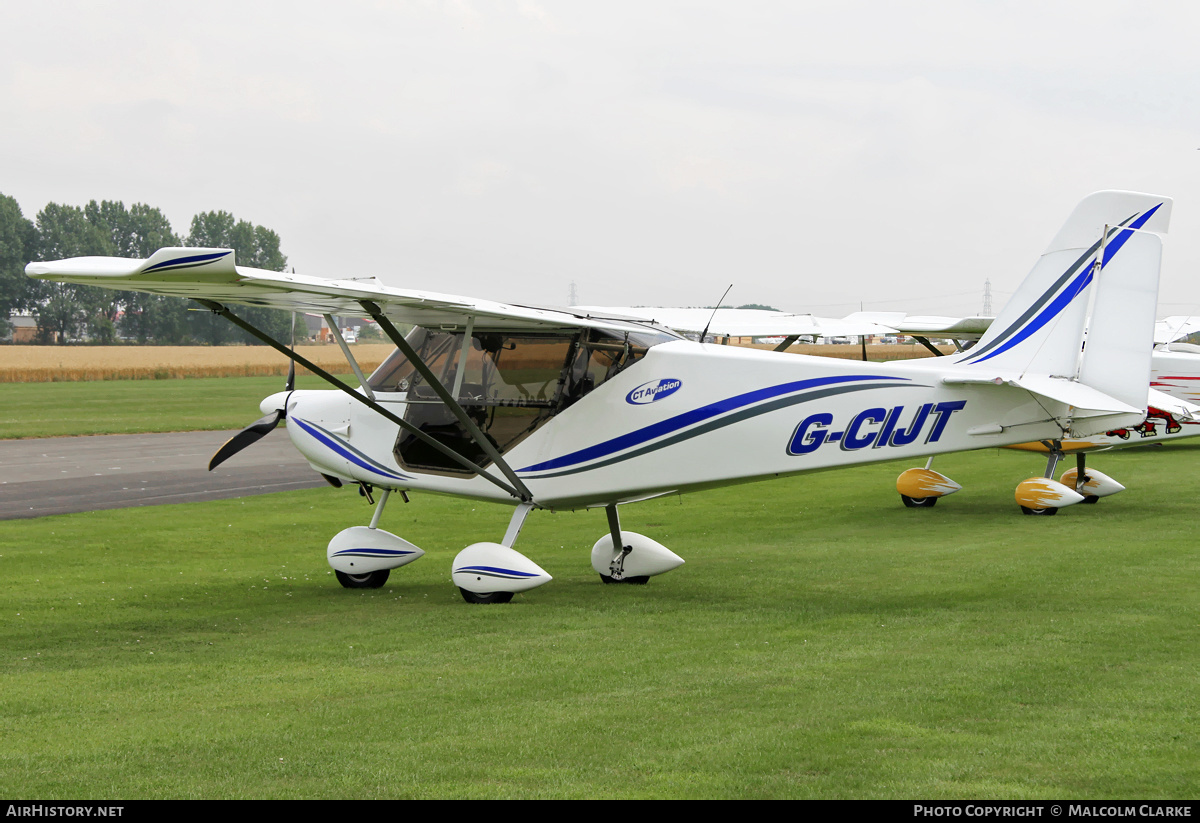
[626, 378, 683, 405]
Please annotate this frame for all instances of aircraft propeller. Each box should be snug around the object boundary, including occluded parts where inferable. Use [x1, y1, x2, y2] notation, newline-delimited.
[208, 312, 297, 471]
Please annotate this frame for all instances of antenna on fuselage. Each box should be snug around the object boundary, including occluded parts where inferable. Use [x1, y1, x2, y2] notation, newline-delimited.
[700, 284, 733, 344]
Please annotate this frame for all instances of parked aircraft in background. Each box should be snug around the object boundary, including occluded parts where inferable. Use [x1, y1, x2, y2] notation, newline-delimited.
[26, 191, 1174, 601]
[878, 311, 1200, 513]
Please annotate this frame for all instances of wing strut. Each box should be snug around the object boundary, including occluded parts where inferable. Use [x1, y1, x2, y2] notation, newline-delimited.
[196, 300, 529, 502]
[912, 336, 946, 357]
[360, 301, 534, 503]
[324, 313, 374, 401]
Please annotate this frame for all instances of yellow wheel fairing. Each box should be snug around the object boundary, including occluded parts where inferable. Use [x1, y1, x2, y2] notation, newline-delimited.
[1059, 467, 1126, 498]
[896, 468, 961, 499]
[1015, 477, 1084, 510]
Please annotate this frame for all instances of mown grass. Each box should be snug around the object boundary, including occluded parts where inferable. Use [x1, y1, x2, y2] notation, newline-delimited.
[0, 375, 342, 439]
[1, 444, 1197, 798]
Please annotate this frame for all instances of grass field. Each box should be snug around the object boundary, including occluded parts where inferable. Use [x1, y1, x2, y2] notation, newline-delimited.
[2, 442, 1197, 798]
[0, 375, 343, 439]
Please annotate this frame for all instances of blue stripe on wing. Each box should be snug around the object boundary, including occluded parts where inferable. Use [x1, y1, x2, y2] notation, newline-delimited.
[141, 251, 233, 274]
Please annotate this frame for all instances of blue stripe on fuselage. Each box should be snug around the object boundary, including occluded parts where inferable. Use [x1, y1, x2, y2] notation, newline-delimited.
[516, 374, 908, 474]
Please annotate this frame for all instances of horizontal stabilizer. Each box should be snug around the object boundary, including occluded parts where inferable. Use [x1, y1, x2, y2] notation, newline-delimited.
[1147, 387, 1200, 423]
[941, 373, 1140, 415]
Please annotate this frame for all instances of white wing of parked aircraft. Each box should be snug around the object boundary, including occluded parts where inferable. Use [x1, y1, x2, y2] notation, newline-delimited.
[1155, 315, 1200, 345]
[26, 190, 1175, 602]
[571, 306, 899, 341]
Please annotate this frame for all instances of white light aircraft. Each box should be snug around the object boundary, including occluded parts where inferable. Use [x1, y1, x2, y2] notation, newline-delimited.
[26, 191, 1172, 602]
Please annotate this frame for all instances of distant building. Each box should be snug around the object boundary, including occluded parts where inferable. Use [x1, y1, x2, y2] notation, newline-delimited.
[5, 315, 40, 343]
[301, 313, 378, 343]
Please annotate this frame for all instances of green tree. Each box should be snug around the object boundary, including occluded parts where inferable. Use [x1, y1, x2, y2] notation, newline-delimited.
[84, 200, 185, 343]
[20, 201, 292, 345]
[33, 203, 116, 343]
[0, 194, 39, 339]
[186, 210, 291, 345]
[187, 211, 286, 271]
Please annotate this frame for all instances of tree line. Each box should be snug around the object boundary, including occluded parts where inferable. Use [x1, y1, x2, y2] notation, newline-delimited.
[0, 192, 293, 345]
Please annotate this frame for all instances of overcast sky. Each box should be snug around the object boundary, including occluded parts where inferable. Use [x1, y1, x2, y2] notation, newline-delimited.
[4, 1, 1200, 317]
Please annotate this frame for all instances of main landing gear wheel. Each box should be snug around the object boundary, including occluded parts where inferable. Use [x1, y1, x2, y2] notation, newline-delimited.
[335, 569, 391, 589]
[901, 495, 937, 508]
[599, 574, 650, 585]
[458, 588, 514, 605]
[1020, 506, 1058, 516]
[1081, 495, 1100, 505]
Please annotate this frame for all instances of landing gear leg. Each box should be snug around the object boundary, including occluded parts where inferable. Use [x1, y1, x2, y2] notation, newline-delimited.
[1074, 454, 1100, 504]
[369, 489, 390, 529]
[1043, 442, 1063, 480]
[600, 505, 648, 585]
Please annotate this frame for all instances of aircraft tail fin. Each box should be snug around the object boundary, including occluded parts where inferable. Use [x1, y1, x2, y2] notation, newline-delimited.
[955, 191, 1170, 416]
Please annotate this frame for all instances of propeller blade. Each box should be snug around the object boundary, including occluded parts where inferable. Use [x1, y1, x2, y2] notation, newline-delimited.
[208, 409, 285, 471]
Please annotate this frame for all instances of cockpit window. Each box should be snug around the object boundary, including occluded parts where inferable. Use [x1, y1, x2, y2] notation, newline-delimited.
[364, 324, 677, 475]
[367, 327, 436, 393]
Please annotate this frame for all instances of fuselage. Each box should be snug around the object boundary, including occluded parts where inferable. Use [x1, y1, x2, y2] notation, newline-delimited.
[274, 339, 1147, 510]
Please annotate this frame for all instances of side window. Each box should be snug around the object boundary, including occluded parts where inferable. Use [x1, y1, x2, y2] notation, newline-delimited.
[377, 324, 680, 476]
[395, 332, 577, 475]
[367, 327, 444, 393]
[559, 328, 672, 408]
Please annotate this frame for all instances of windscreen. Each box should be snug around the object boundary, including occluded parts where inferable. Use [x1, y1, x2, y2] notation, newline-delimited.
[367, 325, 676, 475]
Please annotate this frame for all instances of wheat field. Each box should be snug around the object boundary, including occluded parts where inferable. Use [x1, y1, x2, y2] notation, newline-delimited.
[0, 344, 395, 382]
[0, 341, 947, 383]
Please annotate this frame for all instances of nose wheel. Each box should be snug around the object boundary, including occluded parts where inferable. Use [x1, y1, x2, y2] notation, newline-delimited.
[335, 569, 391, 588]
[458, 588, 514, 604]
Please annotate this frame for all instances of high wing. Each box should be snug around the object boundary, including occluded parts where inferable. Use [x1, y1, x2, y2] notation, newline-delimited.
[1155, 315, 1200, 345]
[573, 306, 900, 339]
[25, 247, 670, 336]
[889, 315, 1200, 349]
[576, 305, 997, 343]
[887, 315, 995, 340]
